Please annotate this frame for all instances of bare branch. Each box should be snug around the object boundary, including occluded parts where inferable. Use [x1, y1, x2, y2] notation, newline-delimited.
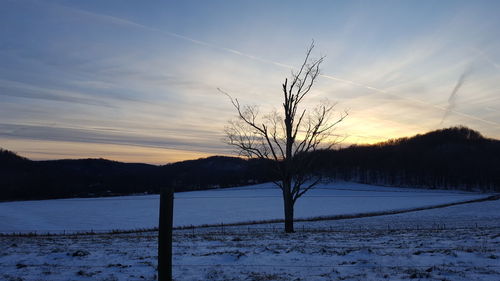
[294, 177, 321, 202]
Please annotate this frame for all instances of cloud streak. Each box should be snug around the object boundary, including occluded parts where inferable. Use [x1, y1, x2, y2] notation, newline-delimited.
[0, 123, 229, 155]
[439, 66, 474, 126]
[44, 1, 500, 130]
[2, 1, 500, 163]
[0, 79, 115, 107]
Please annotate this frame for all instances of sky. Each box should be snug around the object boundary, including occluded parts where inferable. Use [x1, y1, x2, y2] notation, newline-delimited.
[1, 0, 500, 164]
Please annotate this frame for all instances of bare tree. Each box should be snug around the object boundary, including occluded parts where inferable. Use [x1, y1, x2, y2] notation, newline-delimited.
[221, 42, 347, 233]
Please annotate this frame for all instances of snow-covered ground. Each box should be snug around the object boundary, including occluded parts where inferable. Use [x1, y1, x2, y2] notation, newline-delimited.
[1, 200, 499, 281]
[0, 182, 490, 233]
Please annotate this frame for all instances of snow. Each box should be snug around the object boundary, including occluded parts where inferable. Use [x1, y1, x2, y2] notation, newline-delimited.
[0, 182, 491, 233]
[0, 199, 499, 280]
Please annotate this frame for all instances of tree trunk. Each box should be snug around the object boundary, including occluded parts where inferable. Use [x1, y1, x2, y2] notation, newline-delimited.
[283, 99, 294, 233]
[282, 180, 294, 233]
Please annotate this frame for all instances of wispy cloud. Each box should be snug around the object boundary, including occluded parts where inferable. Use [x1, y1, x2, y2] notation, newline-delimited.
[1, 0, 500, 162]
[97, 7, 500, 130]
[0, 123, 229, 155]
[0, 79, 115, 107]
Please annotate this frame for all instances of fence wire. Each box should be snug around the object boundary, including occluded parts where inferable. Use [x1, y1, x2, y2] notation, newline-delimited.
[0, 263, 499, 269]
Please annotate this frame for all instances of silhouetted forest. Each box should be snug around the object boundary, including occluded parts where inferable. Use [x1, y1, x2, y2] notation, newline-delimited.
[1, 126, 499, 201]
[0, 151, 274, 201]
[310, 126, 500, 191]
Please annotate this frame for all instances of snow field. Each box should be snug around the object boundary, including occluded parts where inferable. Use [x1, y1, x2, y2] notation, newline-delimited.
[0, 182, 490, 233]
[0, 199, 499, 281]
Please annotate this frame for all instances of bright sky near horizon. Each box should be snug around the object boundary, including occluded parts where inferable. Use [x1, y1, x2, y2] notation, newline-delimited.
[1, 0, 500, 164]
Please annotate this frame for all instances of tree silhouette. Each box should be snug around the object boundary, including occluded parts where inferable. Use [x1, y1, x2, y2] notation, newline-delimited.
[222, 42, 347, 232]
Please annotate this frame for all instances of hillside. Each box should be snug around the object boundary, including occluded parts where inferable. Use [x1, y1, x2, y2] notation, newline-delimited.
[0, 153, 273, 201]
[312, 126, 500, 191]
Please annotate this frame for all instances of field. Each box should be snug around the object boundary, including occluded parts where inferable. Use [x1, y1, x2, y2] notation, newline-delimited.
[0, 182, 489, 233]
[0, 182, 499, 280]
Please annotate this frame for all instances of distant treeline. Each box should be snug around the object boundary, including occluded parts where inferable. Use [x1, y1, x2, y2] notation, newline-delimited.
[310, 126, 500, 192]
[1, 126, 499, 201]
[0, 151, 274, 201]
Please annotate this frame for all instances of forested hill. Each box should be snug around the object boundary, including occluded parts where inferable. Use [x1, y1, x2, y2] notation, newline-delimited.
[0, 151, 274, 201]
[1, 126, 499, 201]
[311, 126, 500, 191]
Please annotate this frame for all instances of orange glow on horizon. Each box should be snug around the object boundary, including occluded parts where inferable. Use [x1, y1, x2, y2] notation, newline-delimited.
[0, 139, 219, 165]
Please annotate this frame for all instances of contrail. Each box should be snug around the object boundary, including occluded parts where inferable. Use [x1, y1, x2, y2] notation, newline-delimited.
[439, 67, 473, 126]
[49, 1, 294, 70]
[48, 1, 500, 128]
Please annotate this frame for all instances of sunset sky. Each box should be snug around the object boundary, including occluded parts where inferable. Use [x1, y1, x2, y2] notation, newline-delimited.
[1, 0, 500, 164]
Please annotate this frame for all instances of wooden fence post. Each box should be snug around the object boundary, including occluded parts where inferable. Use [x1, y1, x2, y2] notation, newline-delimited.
[158, 187, 174, 281]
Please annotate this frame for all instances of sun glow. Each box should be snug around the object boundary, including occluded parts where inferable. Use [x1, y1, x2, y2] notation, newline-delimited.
[1, 139, 215, 165]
